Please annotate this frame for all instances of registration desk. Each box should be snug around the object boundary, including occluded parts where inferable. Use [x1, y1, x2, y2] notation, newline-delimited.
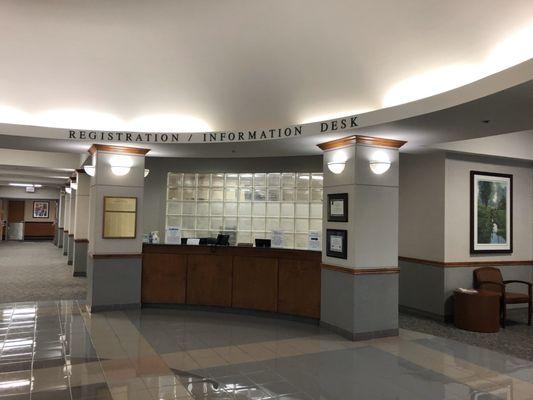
[142, 244, 321, 319]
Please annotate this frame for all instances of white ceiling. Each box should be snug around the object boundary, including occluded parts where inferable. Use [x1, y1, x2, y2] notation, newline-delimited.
[1, 0, 533, 133]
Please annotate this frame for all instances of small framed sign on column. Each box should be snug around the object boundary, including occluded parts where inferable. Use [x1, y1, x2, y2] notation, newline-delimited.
[103, 197, 137, 239]
[327, 193, 348, 222]
[326, 229, 347, 259]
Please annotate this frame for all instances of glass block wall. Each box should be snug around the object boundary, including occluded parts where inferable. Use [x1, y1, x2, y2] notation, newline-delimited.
[166, 172, 323, 249]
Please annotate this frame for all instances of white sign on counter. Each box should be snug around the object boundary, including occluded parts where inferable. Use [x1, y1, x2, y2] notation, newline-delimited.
[165, 226, 181, 244]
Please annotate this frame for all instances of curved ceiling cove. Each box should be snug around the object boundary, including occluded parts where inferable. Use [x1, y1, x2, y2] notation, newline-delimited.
[1, 0, 533, 136]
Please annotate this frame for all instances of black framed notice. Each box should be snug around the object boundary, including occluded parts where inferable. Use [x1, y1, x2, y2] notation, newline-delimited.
[470, 171, 513, 254]
[326, 229, 347, 259]
[327, 193, 348, 222]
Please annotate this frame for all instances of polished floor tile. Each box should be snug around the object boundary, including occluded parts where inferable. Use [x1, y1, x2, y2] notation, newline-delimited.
[0, 300, 532, 399]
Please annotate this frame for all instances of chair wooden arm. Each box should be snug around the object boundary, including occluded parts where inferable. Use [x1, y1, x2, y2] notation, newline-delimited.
[503, 280, 532, 288]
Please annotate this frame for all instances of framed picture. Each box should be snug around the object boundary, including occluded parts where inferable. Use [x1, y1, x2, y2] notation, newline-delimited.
[326, 229, 347, 259]
[327, 193, 348, 222]
[470, 171, 512, 254]
[103, 197, 137, 239]
[33, 201, 49, 218]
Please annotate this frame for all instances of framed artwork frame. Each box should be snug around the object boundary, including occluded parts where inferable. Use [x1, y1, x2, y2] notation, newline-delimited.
[470, 171, 513, 254]
[103, 196, 137, 239]
[33, 201, 49, 218]
[327, 193, 348, 222]
[326, 229, 347, 259]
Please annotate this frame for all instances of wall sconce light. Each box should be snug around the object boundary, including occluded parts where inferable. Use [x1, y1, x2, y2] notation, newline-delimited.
[369, 151, 391, 175]
[65, 187, 72, 194]
[70, 182, 78, 190]
[83, 165, 95, 176]
[144, 169, 150, 177]
[110, 155, 133, 176]
[327, 161, 346, 174]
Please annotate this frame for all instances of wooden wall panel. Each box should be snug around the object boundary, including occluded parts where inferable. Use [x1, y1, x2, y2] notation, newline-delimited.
[232, 256, 278, 312]
[8, 201, 24, 222]
[24, 222, 55, 238]
[186, 254, 233, 307]
[278, 259, 321, 319]
[142, 253, 187, 304]
[141, 245, 321, 319]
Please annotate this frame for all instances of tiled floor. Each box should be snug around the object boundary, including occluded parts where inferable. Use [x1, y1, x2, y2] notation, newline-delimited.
[1, 301, 532, 399]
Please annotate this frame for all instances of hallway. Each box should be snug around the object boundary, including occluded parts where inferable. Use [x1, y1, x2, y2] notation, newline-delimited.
[0, 241, 86, 303]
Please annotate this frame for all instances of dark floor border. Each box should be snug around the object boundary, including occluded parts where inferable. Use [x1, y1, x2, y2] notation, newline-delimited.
[73, 272, 86, 277]
[87, 303, 141, 313]
[320, 320, 399, 341]
[399, 305, 450, 322]
[142, 303, 320, 325]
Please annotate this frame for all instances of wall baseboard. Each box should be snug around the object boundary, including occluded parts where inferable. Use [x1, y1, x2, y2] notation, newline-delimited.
[320, 320, 398, 341]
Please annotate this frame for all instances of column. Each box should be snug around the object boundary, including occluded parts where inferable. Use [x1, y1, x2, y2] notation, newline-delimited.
[67, 177, 76, 265]
[73, 170, 90, 276]
[57, 191, 65, 248]
[62, 188, 71, 255]
[86, 144, 149, 312]
[319, 135, 405, 340]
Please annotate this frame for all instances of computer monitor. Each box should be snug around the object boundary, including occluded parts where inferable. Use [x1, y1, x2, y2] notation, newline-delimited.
[216, 234, 229, 246]
[255, 238, 271, 248]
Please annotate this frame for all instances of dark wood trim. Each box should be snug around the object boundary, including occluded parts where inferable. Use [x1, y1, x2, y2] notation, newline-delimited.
[74, 239, 89, 243]
[76, 168, 86, 174]
[63, 230, 69, 234]
[70, 176, 77, 182]
[321, 264, 399, 275]
[317, 134, 406, 151]
[68, 234, 74, 237]
[399, 256, 533, 268]
[90, 253, 143, 259]
[88, 144, 150, 155]
[142, 244, 321, 261]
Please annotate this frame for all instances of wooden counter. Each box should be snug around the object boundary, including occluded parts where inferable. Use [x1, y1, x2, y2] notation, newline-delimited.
[142, 244, 321, 319]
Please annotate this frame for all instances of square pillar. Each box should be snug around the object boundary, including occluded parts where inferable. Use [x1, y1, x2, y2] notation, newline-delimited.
[86, 145, 149, 312]
[318, 135, 405, 340]
[73, 170, 90, 277]
[62, 191, 70, 255]
[57, 191, 65, 248]
[67, 177, 76, 265]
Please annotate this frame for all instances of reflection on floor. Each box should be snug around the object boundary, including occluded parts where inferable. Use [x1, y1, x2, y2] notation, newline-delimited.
[0, 241, 86, 303]
[0, 301, 533, 400]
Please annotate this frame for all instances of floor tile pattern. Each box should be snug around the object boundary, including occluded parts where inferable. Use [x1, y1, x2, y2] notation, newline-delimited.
[0, 301, 532, 399]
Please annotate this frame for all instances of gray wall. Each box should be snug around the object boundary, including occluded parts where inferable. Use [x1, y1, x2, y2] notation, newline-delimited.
[445, 153, 533, 262]
[399, 152, 445, 261]
[399, 152, 533, 318]
[143, 155, 323, 235]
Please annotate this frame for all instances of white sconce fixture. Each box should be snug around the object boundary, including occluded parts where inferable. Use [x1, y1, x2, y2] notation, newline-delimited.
[327, 161, 346, 174]
[144, 169, 150, 177]
[83, 165, 95, 176]
[65, 187, 72, 194]
[369, 151, 392, 175]
[110, 155, 133, 176]
[70, 182, 78, 190]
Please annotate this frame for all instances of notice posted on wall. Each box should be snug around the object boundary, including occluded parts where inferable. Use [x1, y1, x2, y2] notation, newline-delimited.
[165, 226, 181, 245]
[308, 231, 321, 251]
[271, 230, 284, 248]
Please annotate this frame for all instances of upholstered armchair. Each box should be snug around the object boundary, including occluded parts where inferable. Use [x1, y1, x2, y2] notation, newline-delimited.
[473, 267, 532, 327]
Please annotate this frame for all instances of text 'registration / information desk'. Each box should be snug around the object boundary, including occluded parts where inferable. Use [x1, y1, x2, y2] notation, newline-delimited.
[142, 244, 321, 319]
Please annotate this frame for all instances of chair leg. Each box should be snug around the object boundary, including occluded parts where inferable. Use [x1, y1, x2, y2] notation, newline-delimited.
[501, 302, 506, 328]
[528, 300, 532, 326]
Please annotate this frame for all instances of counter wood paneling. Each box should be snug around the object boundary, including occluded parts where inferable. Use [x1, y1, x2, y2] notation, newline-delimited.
[142, 244, 321, 319]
